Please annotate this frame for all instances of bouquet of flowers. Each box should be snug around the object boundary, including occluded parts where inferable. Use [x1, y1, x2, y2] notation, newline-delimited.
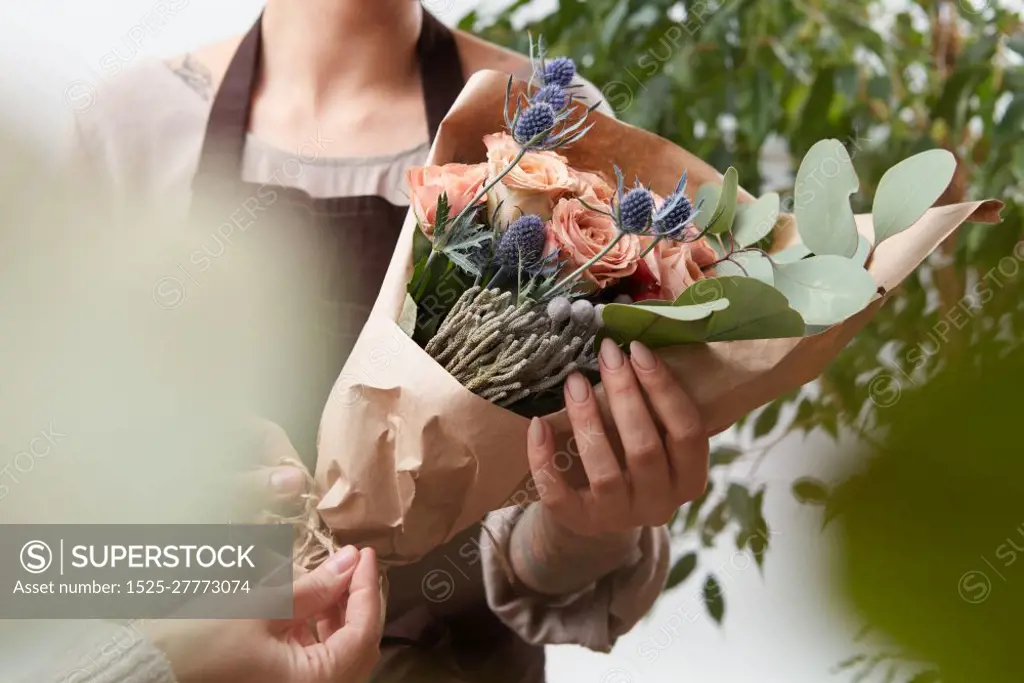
[310, 46, 1001, 566]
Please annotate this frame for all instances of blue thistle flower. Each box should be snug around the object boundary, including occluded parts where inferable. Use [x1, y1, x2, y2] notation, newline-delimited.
[497, 214, 546, 269]
[653, 193, 694, 237]
[543, 57, 576, 88]
[619, 187, 655, 234]
[533, 84, 568, 111]
[513, 103, 556, 146]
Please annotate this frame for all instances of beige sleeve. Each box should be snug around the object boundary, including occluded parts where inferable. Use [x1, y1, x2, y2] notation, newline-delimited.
[479, 505, 670, 653]
[29, 621, 178, 683]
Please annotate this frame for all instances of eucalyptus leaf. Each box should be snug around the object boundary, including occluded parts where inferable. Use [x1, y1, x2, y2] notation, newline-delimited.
[694, 183, 721, 230]
[794, 139, 860, 257]
[706, 167, 740, 234]
[852, 234, 872, 267]
[601, 299, 729, 347]
[671, 276, 805, 342]
[772, 241, 812, 263]
[733, 192, 780, 247]
[773, 256, 877, 326]
[715, 251, 774, 285]
[871, 149, 957, 243]
[708, 234, 729, 259]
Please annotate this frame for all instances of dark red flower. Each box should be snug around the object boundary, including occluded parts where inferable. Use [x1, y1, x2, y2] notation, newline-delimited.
[624, 258, 663, 302]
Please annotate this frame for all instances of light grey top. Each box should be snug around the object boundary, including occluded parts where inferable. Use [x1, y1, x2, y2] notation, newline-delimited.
[73, 57, 610, 209]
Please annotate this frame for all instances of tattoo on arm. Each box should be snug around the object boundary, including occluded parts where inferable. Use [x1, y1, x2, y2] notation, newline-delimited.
[508, 504, 641, 597]
[172, 54, 213, 101]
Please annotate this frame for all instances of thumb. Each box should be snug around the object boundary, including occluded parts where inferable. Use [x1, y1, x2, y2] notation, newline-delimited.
[291, 546, 360, 620]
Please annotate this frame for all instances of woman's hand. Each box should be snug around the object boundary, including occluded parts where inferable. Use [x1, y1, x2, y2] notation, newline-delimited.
[240, 419, 311, 520]
[528, 338, 709, 538]
[147, 545, 381, 683]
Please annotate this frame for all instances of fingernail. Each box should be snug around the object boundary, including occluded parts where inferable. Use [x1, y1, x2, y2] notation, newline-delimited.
[566, 373, 590, 403]
[270, 468, 305, 495]
[630, 341, 658, 371]
[600, 337, 624, 369]
[528, 417, 547, 447]
[328, 546, 359, 574]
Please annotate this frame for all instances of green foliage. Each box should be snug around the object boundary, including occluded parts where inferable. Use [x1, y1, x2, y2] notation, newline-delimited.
[477, 0, 1024, 650]
[794, 139, 861, 257]
[772, 255, 878, 326]
[872, 150, 958, 242]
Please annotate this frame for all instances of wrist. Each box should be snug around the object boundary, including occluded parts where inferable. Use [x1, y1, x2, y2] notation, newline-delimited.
[534, 504, 641, 550]
[508, 504, 642, 597]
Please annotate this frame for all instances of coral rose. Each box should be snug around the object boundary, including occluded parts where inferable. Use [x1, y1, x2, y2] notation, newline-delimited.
[483, 132, 576, 227]
[641, 236, 719, 301]
[407, 163, 488, 237]
[571, 169, 616, 206]
[546, 198, 641, 289]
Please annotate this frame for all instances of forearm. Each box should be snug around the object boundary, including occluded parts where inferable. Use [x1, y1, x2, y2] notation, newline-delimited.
[508, 502, 641, 596]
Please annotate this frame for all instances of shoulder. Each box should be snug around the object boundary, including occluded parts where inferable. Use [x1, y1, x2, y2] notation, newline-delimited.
[71, 35, 242, 198]
[452, 31, 614, 118]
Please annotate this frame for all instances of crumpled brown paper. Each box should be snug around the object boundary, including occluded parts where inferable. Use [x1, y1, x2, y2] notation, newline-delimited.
[315, 70, 1003, 564]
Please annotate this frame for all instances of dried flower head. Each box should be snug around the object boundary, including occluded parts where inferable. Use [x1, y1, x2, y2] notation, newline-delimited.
[570, 299, 595, 327]
[544, 57, 576, 88]
[497, 214, 546, 269]
[619, 186, 656, 234]
[513, 103, 557, 146]
[533, 84, 569, 112]
[652, 171, 702, 239]
[546, 296, 572, 325]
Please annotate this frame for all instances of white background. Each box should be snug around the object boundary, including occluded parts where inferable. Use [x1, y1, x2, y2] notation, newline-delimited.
[0, 1, 927, 681]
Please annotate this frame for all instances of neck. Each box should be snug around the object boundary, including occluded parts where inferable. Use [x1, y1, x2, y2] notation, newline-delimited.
[260, 0, 423, 96]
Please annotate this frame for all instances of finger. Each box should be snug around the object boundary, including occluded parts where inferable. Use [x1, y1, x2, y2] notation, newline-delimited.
[563, 372, 629, 513]
[598, 338, 672, 524]
[342, 548, 380, 631]
[629, 341, 709, 502]
[250, 418, 303, 467]
[291, 546, 360, 620]
[527, 417, 583, 517]
[242, 465, 308, 509]
[324, 548, 382, 658]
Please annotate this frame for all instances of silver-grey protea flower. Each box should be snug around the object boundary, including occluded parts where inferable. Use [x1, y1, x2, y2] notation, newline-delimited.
[546, 296, 572, 325]
[544, 57, 576, 88]
[570, 299, 595, 327]
[497, 214, 546, 269]
[513, 103, 557, 146]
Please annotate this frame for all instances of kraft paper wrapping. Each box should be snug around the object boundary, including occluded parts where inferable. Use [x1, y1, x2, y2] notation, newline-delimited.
[315, 70, 1003, 564]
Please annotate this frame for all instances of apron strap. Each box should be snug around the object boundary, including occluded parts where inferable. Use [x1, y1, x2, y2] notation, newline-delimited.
[418, 10, 465, 141]
[191, 6, 464, 193]
[191, 17, 262, 188]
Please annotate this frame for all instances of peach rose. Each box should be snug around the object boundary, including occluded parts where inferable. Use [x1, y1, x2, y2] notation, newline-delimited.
[546, 198, 641, 289]
[571, 169, 616, 206]
[407, 163, 488, 237]
[483, 133, 576, 227]
[642, 236, 719, 300]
